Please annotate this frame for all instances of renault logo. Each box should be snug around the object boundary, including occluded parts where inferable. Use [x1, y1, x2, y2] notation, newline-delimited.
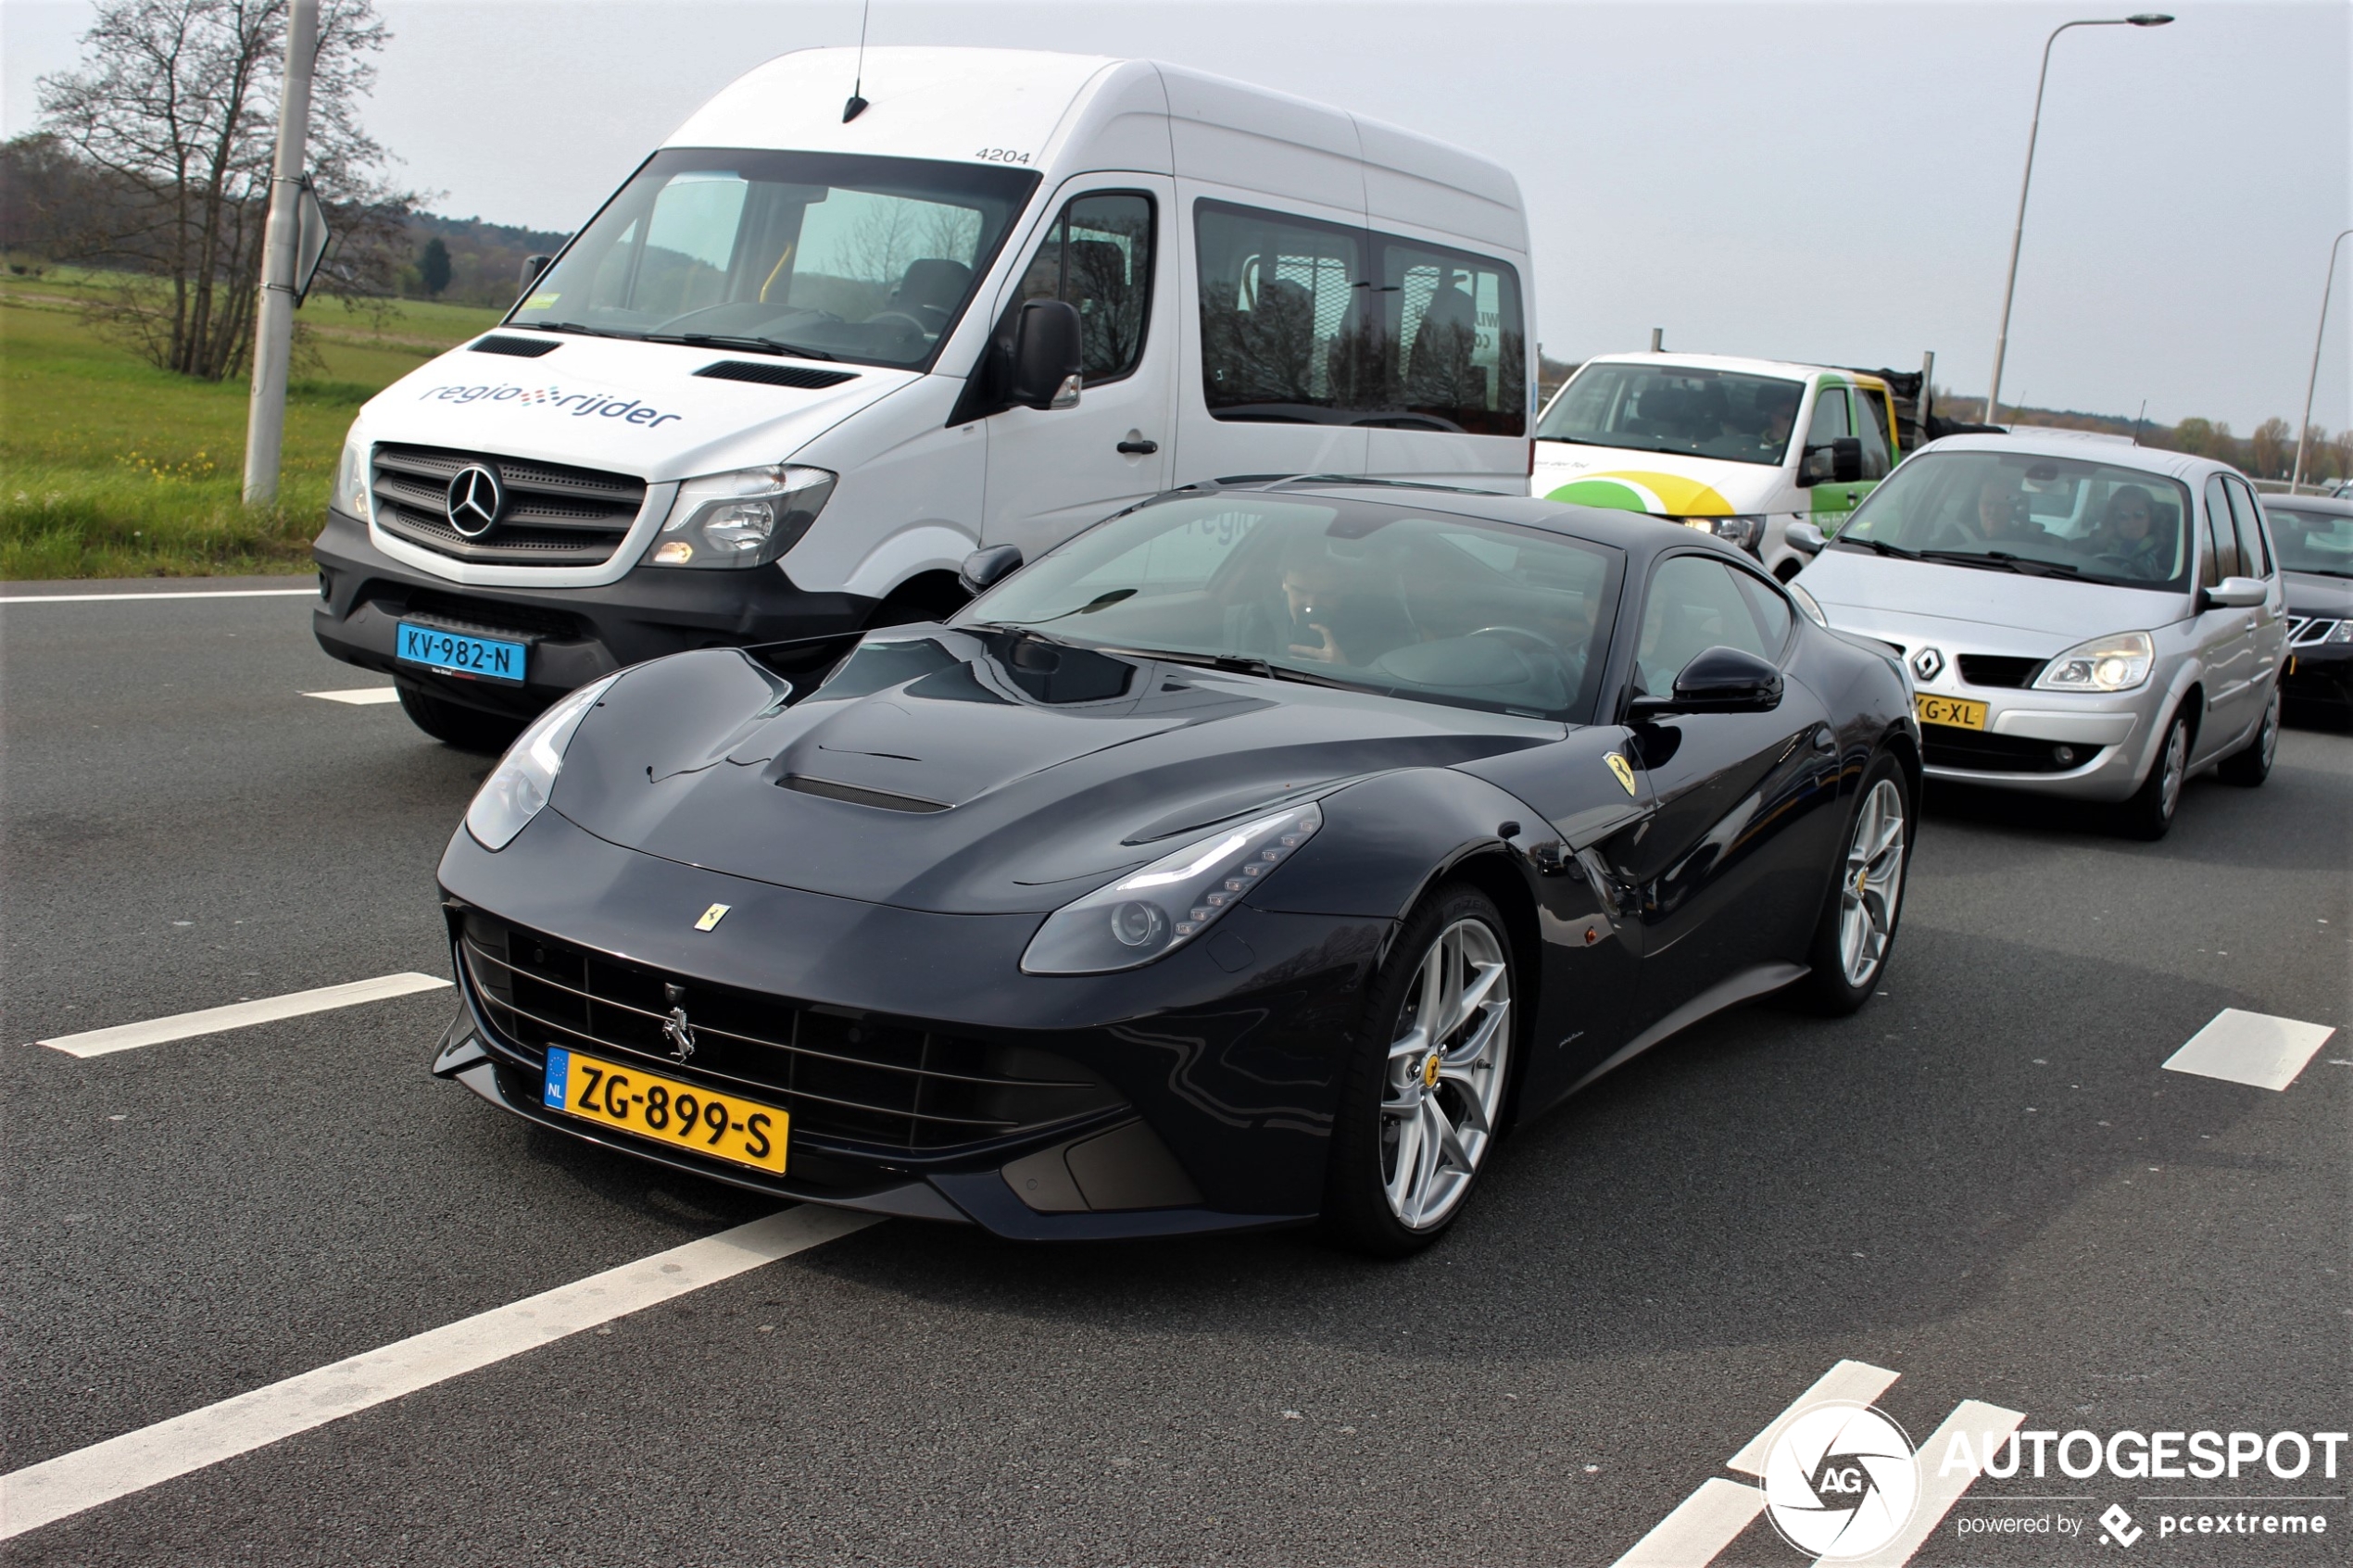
[1910, 646, 1944, 683]
[445, 463, 504, 538]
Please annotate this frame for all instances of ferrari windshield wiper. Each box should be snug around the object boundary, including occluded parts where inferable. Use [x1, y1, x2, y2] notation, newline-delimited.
[1919, 549, 2079, 578]
[641, 332, 837, 361]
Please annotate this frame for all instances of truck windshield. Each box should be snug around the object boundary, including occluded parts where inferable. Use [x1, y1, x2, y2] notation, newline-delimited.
[1835, 449, 2196, 591]
[510, 148, 1039, 370]
[1537, 363, 1805, 468]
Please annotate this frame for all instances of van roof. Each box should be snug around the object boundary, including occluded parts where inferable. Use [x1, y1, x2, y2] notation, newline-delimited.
[665, 46, 1528, 251]
[1579, 351, 1886, 387]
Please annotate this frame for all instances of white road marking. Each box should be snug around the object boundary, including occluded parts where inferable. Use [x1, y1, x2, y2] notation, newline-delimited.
[2162, 1008, 2337, 1091]
[0, 589, 317, 605]
[35, 973, 451, 1058]
[303, 687, 401, 705]
[1835, 1399, 2025, 1567]
[1728, 1358, 1902, 1476]
[0, 1207, 883, 1539]
[1610, 1476, 1766, 1568]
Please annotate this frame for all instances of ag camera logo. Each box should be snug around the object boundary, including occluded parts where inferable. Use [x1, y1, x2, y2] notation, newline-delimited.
[1763, 1401, 1920, 1560]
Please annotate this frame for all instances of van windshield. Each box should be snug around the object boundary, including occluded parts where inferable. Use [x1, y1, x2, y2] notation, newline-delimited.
[1834, 449, 2196, 591]
[510, 148, 1039, 370]
[1537, 362, 1806, 468]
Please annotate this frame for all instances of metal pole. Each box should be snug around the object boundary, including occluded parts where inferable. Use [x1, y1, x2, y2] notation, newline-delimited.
[1985, 15, 2171, 429]
[242, 0, 320, 506]
[2289, 229, 2353, 494]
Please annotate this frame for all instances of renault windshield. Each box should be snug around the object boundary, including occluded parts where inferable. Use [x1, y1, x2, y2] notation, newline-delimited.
[510, 148, 1039, 370]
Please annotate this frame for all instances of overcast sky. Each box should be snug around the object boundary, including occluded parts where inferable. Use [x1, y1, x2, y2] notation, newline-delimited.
[6, 0, 2347, 431]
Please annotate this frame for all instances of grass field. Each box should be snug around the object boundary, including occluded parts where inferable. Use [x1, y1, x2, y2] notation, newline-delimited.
[1, 267, 502, 579]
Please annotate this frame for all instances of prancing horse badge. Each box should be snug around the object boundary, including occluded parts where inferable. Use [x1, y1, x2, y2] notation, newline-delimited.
[694, 903, 731, 932]
[1605, 753, 1638, 796]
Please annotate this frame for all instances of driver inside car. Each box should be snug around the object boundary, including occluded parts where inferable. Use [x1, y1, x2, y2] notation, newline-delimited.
[1276, 540, 1414, 666]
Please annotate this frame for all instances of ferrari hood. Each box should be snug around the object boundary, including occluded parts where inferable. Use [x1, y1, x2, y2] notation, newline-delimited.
[1798, 548, 2189, 644]
[549, 633, 1560, 915]
[358, 334, 918, 481]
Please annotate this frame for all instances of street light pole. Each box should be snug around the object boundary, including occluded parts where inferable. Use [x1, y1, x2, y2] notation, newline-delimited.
[1984, 13, 2172, 429]
[2289, 229, 2353, 494]
[242, 0, 320, 507]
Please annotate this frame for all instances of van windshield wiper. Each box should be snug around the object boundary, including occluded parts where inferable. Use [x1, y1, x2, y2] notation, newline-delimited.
[641, 332, 837, 362]
[519, 320, 623, 337]
[1919, 549, 2080, 578]
[1833, 535, 1920, 559]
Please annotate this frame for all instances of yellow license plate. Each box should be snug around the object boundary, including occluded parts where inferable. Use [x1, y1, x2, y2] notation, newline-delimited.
[1916, 693, 1988, 730]
[543, 1047, 787, 1173]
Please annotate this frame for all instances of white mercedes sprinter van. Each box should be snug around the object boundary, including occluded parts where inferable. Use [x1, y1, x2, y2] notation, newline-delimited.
[313, 46, 1535, 746]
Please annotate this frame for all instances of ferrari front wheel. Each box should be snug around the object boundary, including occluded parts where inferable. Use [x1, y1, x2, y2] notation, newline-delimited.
[1324, 885, 1515, 1257]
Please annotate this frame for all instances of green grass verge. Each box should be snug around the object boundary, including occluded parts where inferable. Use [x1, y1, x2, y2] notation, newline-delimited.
[1, 270, 502, 578]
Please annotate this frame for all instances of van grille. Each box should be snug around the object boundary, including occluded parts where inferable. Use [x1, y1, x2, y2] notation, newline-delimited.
[456, 911, 1125, 1155]
[371, 444, 647, 567]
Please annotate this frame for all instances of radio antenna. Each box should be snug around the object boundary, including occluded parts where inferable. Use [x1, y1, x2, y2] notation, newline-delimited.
[843, 0, 872, 121]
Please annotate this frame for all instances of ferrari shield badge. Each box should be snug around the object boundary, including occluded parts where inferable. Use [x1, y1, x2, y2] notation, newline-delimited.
[1605, 753, 1638, 796]
[694, 903, 731, 932]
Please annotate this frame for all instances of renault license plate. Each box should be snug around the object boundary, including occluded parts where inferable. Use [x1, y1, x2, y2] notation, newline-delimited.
[1916, 694, 1988, 730]
[543, 1047, 787, 1173]
[396, 621, 527, 684]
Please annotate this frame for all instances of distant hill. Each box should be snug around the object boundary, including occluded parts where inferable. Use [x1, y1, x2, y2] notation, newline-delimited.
[398, 213, 572, 308]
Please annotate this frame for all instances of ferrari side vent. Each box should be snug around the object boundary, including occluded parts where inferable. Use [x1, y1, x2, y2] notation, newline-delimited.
[468, 335, 560, 357]
[780, 774, 950, 813]
[694, 360, 859, 390]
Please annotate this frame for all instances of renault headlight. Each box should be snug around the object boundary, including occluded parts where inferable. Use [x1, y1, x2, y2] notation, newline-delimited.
[2032, 630, 2153, 693]
[1021, 802, 1325, 975]
[644, 464, 835, 569]
[1680, 515, 1766, 550]
[333, 424, 371, 522]
[465, 674, 621, 850]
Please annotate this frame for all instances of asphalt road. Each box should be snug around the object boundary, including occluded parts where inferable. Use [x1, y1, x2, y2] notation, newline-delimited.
[4, 581, 2347, 1567]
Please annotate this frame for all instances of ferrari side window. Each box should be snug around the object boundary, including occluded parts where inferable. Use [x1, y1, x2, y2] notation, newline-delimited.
[1635, 555, 1775, 695]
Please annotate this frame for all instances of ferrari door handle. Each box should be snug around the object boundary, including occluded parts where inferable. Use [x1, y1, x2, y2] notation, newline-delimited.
[1116, 438, 1159, 456]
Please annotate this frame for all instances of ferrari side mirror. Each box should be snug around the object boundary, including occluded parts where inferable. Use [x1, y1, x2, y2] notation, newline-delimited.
[959, 544, 1024, 596]
[1629, 645, 1784, 720]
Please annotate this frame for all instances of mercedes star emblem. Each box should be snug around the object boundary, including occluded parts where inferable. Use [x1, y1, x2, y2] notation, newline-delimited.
[445, 463, 505, 538]
[1910, 646, 1944, 683]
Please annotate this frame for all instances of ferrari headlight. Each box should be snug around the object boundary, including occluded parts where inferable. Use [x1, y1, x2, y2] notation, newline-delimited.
[333, 423, 371, 522]
[644, 464, 834, 569]
[1680, 515, 1765, 550]
[1788, 580, 1830, 627]
[464, 674, 621, 850]
[1020, 802, 1325, 975]
[2032, 630, 2153, 693]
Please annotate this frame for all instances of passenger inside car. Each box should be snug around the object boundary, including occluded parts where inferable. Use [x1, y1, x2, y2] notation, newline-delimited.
[2083, 484, 2177, 581]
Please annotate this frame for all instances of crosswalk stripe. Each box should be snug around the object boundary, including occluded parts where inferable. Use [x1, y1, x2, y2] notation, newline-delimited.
[1831, 1399, 2025, 1566]
[0, 589, 317, 605]
[303, 687, 402, 705]
[35, 973, 451, 1058]
[1610, 1476, 1767, 1568]
[1728, 1359, 1902, 1476]
[2162, 1008, 2336, 1091]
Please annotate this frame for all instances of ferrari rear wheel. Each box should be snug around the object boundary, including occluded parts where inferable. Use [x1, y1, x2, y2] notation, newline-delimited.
[1324, 885, 1515, 1257]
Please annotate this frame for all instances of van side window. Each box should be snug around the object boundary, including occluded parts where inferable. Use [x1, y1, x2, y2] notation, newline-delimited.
[1194, 200, 1526, 435]
[1378, 239, 1527, 436]
[1015, 193, 1154, 385]
[2200, 476, 2241, 583]
[1851, 388, 1893, 479]
[1195, 201, 1367, 419]
[1805, 384, 1852, 456]
[2222, 476, 2271, 576]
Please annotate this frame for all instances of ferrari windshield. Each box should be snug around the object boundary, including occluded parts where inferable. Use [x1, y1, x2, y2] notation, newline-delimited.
[1834, 449, 2196, 590]
[1537, 362, 1806, 467]
[959, 492, 1625, 723]
[2263, 503, 2353, 577]
[509, 148, 1038, 368]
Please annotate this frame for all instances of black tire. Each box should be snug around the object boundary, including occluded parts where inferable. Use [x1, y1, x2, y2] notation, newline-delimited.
[1322, 884, 1517, 1258]
[396, 682, 524, 755]
[2216, 685, 2279, 787]
[2120, 706, 2191, 840]
[1788, 751, 1913, 1015]
[865, 571, 969, 630]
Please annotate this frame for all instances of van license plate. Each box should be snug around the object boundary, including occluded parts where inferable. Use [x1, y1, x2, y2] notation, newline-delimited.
[1916, 694, 1987, 730]
[396, 621, 527, 684]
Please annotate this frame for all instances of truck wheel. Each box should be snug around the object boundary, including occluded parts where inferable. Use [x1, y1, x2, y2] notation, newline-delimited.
[397, 682, 523, 755]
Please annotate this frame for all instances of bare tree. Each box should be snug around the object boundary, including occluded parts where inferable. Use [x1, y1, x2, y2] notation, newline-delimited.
[36, 0, 409, 381]
[2247, 416, 2293, 482]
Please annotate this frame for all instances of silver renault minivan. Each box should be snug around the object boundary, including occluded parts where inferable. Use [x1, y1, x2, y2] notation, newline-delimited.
[1787, 433, 2286, 839]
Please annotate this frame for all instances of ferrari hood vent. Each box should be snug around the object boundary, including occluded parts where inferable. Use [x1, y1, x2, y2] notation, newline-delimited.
[780, 774, 949, 813]
[695, 360, 860, 390]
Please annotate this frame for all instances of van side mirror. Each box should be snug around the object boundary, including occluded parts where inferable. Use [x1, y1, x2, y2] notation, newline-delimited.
[518, 254, 551, 295]
[1008, 299, 1083, 411]
[1785, 520, 1827, 555]
[1627, 645, 1784, 720]
[2202, 575, 2267, 610]
[1798, 437, 1864, 487]
[959, 545, 1024, 596]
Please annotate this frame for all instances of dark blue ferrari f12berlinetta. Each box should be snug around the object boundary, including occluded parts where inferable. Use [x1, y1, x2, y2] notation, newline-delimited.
[431, 479, 1919, 1253]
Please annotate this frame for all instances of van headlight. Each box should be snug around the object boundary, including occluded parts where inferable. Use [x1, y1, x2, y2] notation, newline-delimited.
[2032, 631, 2153, 693]
[465, 674, 621, 850]
[644, 464, 835, 569]
[1680, 515, 1765, 550]
[1021, 802, 1325, 974]
[333, 425, 371, 521]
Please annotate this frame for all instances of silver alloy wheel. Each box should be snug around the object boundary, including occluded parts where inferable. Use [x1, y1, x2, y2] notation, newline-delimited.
[2158, 717, 2188, 820]
[2258, 689, 2280, 772]
[1838, 777, 1908, 987]
[1380, 917, 1511, 1231]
